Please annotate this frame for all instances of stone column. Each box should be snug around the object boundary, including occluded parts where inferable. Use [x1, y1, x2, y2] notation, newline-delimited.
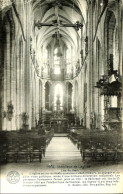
[71, 84, 74, 110]
[16, 41, 20, 130]
[3, 25, 7, 130]
[24, 2, 32, 130]
[5, 24, 11, 131]
[81, 69, 84, 115]
[11, 29, 16, 130]
[86, 1, 93, 129]
[0, 13, 3, 130]
[50, 82, 54, 111]
[66, 83, 68, 112]
[21, 40, 25, 124]
[78, 75, 82, 118]
[39, 79, 42, 120]
[32, 70, 36, 127]
[72, 82, 76, 112]
[42, 82, 46, 111]
[34, 75, 40, 126]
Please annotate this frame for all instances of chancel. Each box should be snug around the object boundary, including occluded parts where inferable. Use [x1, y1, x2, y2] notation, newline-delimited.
[0, 0, 123, 168]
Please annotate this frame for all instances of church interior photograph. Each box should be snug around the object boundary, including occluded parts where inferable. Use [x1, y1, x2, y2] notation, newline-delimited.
[0, 0, 123, 183]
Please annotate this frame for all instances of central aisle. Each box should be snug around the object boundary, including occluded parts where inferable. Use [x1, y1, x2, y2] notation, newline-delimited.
[42, 136, 82, 165]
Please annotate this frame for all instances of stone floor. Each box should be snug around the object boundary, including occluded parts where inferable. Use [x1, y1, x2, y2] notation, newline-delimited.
[1, 136, 123, 193]
[43, 136, 82, 163]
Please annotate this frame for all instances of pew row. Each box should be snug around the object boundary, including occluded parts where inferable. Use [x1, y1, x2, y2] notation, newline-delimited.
[0, 129, 54, 163]
[67, 127, 123, 162]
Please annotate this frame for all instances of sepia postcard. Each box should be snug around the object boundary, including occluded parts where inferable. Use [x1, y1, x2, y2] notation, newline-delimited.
[0, 0, 123, 193]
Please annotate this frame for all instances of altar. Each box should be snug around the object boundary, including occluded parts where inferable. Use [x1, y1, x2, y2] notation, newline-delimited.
[50, 117, 68, 133]
[50, 92, 68, 133]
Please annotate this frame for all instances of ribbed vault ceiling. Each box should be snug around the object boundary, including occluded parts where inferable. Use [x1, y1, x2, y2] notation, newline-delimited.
[32, 0, 87, 53]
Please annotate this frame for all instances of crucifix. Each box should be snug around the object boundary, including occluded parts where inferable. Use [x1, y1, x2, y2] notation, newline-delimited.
[35, 20, 83, 31]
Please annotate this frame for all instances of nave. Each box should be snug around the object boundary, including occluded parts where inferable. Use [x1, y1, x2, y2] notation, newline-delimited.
[0, 0, 122, 192]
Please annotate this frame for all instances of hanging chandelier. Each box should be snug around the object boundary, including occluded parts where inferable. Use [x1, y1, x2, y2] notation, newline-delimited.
[53, 31, 63, 57]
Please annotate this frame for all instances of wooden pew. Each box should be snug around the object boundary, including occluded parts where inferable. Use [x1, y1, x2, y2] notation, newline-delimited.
[0, 129, 54, 163]
[67, 128, 123, 162]
[29, 137, 42, 163]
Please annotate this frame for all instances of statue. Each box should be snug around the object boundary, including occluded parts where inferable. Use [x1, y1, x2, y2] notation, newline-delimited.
[56, 90, 61, 111]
